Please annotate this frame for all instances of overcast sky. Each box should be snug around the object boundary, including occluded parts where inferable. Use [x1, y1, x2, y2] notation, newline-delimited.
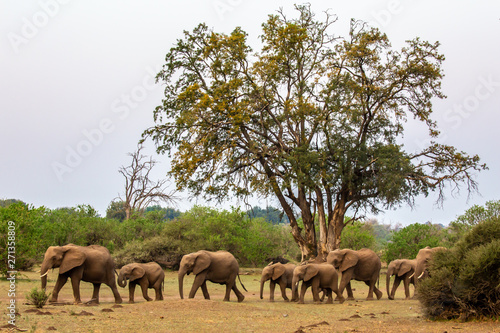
[1, 0, 499, 226]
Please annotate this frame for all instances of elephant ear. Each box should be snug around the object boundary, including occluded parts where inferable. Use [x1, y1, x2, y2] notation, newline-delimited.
[398, 261, 412, 277]
[193, 252, 211, 275]
[304, 265, 319, 282]
[130, 266, 146, 281]
[339, 252, 358, 272]
[59, 247, 86, 274]
[272, 265, 286, 280]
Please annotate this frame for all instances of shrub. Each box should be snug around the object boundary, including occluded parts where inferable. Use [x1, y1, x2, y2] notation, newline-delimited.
[418, 217, 500, 320]
[340, 221, 376, 250]
[26, 288, 50, 308]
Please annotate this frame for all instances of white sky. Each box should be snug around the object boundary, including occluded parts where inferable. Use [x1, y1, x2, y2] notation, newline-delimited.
[1, 0, 499, 226]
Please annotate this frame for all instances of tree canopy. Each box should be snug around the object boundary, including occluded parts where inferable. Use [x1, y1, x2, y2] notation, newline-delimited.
[144, 5, 486, 259]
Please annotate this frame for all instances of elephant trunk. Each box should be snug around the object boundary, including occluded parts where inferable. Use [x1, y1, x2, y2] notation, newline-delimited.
[178, 268, 187, 299]
[40, 260, 52, 290]
[291, 276, 300, 301]
[117, 273, 128, 288]
[386, 266, 394, 300]
[260, 276, 268, 300]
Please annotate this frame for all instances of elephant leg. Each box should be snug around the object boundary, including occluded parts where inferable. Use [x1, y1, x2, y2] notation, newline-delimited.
[373, 282, 383, 300]
[403, 276, 411, 300]
[365, 280, 375, 300]
[50, 274, 68, 302]
[189, 274, 206, 299]
[279, 281, 289, 301]
[200, 281, 210, 300]
[107, 280, 123, 304]
[129, 283, 136, 303]
[345, 281, 355, 300]
[391, 277, 402, 300]
[89, 283, 101, 304]
[298, 282, 308, 304]
[232, 284, 245, 303]
[140, 282, 152, 302]
[269, 281, 276, 302]
[70, 277, 82, 304]
[311, 279, 321, 303]
[154, 281, 163, 301]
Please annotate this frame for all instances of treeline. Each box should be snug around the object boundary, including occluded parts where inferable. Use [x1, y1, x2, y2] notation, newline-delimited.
[1, 199, 498, 275]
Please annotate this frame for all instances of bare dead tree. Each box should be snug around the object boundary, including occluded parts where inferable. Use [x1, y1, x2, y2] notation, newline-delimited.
[118, 144, 176, 220]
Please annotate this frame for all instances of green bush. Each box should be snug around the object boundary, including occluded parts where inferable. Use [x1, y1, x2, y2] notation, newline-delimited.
[26, 288, 50, 309]
[418, 217, 500, 320]
[340, 221, 376, 250]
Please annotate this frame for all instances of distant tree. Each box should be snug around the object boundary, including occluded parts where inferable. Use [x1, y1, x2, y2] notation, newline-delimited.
[118, 145, 176, 220]
[144, 5, 486, 259]
[384, 223, 444, 263]
[106, 201, 127, 222]
[0, 199, 25, 208]
[145, 205, 182, 220]
[247, 206, 288, 224]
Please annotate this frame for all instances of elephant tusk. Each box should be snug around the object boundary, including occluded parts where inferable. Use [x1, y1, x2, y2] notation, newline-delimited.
[40, 272, 49, 278]
[417, 271, 425, 279]
[408, 273, 414, 279]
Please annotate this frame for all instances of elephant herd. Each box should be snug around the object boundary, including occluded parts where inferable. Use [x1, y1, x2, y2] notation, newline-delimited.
[39, 244, 445, 305]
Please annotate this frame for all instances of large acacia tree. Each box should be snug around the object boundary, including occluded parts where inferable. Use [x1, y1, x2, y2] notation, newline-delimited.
[144, 5, 486, 259]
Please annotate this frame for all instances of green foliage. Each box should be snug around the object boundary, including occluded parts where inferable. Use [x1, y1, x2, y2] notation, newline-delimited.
[339, 221, 376, 250]
[383, 223, 444, 263]
[114, 206, 300, 268]
[447, 200, 500, 244]
[106, 201, 127, 221]
[418, 217, 500, 320]
[26, 288, 50, 309]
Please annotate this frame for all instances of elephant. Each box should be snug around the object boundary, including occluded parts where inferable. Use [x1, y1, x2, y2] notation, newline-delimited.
[291, 263, 344, 304]
[327, 248, 383, 301]
[40, 244, 122, 304]
[386, 259, 416, 300]
[178, 250, 246, 302]
[117, 262, 165, 303]
[260, 262, 297, 301]
[413, 246, 447, 287]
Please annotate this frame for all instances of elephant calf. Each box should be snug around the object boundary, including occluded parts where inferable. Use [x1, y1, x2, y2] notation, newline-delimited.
[260, 262, 297, 302]
[118, 262, 165, 303]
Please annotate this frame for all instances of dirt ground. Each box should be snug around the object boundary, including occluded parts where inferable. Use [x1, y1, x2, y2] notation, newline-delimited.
[1, 269, 499, 333]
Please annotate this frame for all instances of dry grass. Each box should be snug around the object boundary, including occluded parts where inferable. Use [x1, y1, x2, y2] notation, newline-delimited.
[1, 268, 498, 333]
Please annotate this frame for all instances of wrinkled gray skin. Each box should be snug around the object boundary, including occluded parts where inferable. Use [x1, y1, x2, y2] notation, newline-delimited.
[260, 263, 297, 302]
[386, 259, 416, 300]
[118, 262, 165, 303]
[327, 248, 382, 301]
[178, 250, 245, 302]
[414, 246, 447, 289]
[40, 244, 122, 304]
[291, 263, 344, 304]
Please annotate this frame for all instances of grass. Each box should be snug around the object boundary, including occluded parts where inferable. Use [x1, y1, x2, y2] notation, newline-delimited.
[1, 268, 498, 333]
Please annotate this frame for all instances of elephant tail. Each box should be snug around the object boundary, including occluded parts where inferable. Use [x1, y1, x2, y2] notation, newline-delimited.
[238, 274, 248, 292]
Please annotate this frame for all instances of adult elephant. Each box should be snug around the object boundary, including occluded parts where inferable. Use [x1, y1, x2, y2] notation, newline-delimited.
[327, 248, 383, 301]
[291, 263, 344, 304]
[178, 250, 246, 302]
[386, 259, 416, 300]
[414, 246, 447, 286]
[40, 244, 122, 304]
[260, 262, 296, 302]
[118, 262, 165, 303]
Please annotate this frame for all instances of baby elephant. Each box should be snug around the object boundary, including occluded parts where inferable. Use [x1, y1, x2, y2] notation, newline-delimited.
[292, 263, 344, 304]
[118, 262, 165, 303]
